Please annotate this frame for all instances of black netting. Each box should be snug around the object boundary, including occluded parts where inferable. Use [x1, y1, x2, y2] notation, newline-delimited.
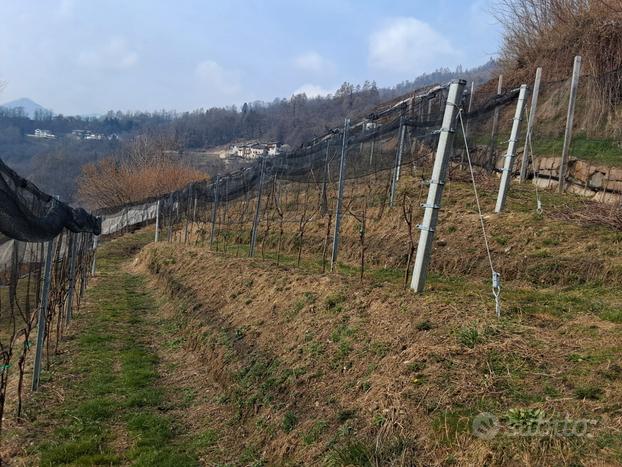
[0, 79, 523, 440]
[0, 159, 101, 242]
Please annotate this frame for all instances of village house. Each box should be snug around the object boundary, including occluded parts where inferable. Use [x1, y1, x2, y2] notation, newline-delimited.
[28, 129, 56, 139]
[70, 130, 105, 140]
[228, 142, 281, 159]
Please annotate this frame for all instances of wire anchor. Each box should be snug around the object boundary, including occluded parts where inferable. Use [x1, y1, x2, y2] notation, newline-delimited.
[492, 271, 501, 318]
[457, 109, 503, 319]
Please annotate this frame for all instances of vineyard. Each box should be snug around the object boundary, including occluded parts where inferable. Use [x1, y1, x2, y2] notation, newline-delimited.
[1, 64, 621, 464]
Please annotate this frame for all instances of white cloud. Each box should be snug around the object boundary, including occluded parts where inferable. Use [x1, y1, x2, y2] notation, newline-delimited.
[293, 51, 333, 74]
[78, 37, 138, 70]
[195, 60, 241, 96]
[292, 83, 333, 98]
[368, 17, 461, 75]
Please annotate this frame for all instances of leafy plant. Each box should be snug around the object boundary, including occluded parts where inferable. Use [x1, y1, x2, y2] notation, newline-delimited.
[458, 326, 481, 348]
[504, 408, 545, 430]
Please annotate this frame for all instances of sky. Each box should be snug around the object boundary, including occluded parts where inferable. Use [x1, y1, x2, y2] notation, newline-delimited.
[0, 0, 503, 115]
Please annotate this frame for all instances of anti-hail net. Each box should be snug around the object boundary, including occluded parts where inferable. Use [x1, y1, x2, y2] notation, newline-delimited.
[95, 81, 522, 238]
[0, 158, 100, 436]
[0, 79, 522, 441]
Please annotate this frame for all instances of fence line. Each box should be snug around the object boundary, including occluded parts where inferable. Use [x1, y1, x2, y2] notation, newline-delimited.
[2, 60, 621, 450]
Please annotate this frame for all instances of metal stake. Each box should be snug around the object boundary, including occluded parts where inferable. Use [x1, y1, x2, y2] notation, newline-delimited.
[411, 80, 466, 292]
[464, 81, 475, 138]
[495, 84, 529, 213]
[520, 67, 542, 182]
[32, 237, 55, 391]
[369, 137, 375, 167]
[210, 176, 220, 246]
[320, 139, 330, 215]
[559, 56, 582, 192]
[389, 116, 406, 207]
[461, 81, 476, 170]
[184, 188, 191, 244]
[249, 158, 265, 257]
[65, 234, 78, 324]
[486, 75, 503, 171]
[330, 118, 350, 271]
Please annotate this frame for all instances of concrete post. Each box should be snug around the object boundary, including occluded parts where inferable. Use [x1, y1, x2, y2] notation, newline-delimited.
[411, 80, 466, 293]
[495, 84, 529, 213]
[559, 56, 582, 192]
[330, 118, 350, 271]
[154, 200, 160, 242]
[486, 75, 504, 171]
[32, 237, 55, 391]
[90, 235, 99, 276]
[520, 67, 542, 182]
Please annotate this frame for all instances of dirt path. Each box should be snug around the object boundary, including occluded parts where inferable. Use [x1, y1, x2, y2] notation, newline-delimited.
[4, 233, 208, 466]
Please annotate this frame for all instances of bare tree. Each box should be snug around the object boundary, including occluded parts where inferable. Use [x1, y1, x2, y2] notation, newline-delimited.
[77, 136, 207, 209]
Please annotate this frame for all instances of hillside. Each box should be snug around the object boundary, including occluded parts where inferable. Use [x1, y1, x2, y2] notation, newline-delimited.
[3, 2, 622, 466]
[0, 62, 497, 204]
[4, 168, 621, 465]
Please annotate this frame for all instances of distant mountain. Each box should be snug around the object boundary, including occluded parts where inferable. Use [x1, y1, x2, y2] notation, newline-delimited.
[0, 98, 52, 118]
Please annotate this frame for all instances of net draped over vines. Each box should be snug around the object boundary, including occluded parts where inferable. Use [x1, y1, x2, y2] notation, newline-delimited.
[0, 158, 100, 438]
[2, 62, 622, 456]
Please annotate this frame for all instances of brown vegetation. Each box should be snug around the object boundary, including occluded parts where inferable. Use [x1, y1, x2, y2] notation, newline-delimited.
[496, 1, 622, 77]
[495, 0, 622, 114]
[137, 233, 622, 465]
[77, 135, 207, 209]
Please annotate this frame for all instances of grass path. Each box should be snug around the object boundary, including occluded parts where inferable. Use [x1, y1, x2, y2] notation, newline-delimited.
[9, 232, 202, 466]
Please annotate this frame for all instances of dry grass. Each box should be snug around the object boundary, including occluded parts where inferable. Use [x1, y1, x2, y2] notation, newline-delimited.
[129, 163, 622, 465]
[182, 169, 622, 289]
[494, 0, 622, 136]
[137, 239, 622, 465]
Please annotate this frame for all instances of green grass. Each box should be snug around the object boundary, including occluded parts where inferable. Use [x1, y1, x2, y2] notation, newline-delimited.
[533, 134, 622, 167]
[31, 232, 200, 466]
[282, 411, 298, 433]
[574, 385, 603, 401]
[303, 420, 327, 445]
[503, 284, 622, 321]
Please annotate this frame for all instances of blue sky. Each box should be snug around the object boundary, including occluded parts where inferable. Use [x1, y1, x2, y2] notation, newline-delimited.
[0, 0, 502, 115]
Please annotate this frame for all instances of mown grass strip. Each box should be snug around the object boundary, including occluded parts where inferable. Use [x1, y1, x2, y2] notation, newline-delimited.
[33, 233, 199, 466]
